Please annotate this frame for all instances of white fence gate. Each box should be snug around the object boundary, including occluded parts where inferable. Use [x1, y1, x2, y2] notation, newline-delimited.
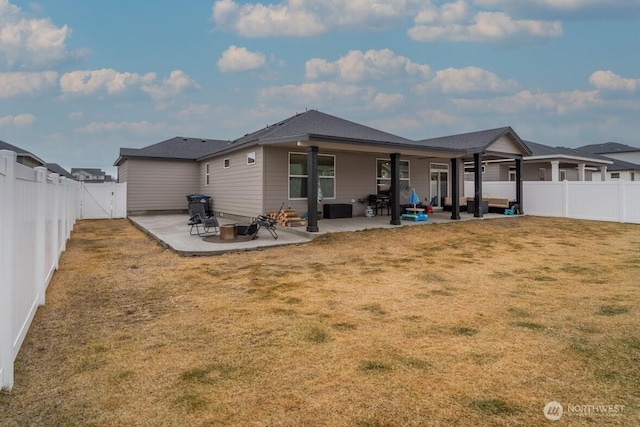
[464, 180, 640, 224]
[1, 149, 128, 390]
[80, 182, 127, 219]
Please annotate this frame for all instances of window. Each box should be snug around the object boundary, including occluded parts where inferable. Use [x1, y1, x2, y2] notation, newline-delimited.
[560, 170, 567, 181]
[288, 152, 335, 199]
[247, 152, 256, 165]
[632, 172, 635, 182]
[611, 172, 620, 179]
[223, 158, 230, 168]
[539, 168, 546, 181]
[205, 163, 210, 186]
[377, 159, 409, 193]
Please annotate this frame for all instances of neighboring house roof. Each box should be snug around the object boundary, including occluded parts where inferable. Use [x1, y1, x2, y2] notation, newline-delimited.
[46, 163, 75, 179]
[71, 167, 106, 177]
[114, 136, 230, 166]
[523, 140, 612, 165]
[606, 158, 640, 172]
[0, 139, 46, 166]
[415, 126, 532, 157]
[577, 142, 640, 155]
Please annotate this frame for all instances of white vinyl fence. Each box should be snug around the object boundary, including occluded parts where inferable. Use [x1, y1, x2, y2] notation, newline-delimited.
[464, 180, 640, 224]
[1, 150, 127, 390]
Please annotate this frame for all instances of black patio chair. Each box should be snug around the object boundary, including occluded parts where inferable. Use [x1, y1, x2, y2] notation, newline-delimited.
[254, 215, 278, 239]
[188, 201, 219, 236]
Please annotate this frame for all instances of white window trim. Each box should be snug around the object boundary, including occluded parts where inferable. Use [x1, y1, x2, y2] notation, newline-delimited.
[560, 169, 567, 181]
[205, 163, 210, 186]
[247, 152, 256, 165]
[288, 152, 336, 200]
[223, 158, 230, 169]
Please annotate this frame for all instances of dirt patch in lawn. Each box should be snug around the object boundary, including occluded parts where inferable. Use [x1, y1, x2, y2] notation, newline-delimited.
[3, 216, 640, 426]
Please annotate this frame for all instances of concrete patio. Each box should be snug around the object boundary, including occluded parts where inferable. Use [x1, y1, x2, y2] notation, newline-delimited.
[130, 210, 508, 256]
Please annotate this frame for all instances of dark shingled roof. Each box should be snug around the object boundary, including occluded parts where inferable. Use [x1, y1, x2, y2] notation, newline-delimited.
[46, 163, 75, 179]
[524, 140, 610, 161]
[0, 139, 46, 165]
[415, 126, 530, 155]
[231, 110, 414, 146]
[607, 158, 640, 171]
[576, 142, 640, 155]
[115, 136, 230, 165]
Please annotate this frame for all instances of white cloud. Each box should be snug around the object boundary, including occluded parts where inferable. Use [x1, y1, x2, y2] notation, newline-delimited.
[409, 9, 562, 43]
[60, 69, 156, 96]
[259, 81, 375, 106]
[589, 70, 639, 92]
[142, 70, 200, 101]
[0, 113, 35, 127]
[69, 111, 83, 119]
[0, 0, 83, 68]
[212, 0, 325, 37]
[372, 93, 404, 111]
[305, 49, 431, 83]
[419, 66, 518, 93]
[212, 0, 421, 37]
[417, 109, 459, 126]
[59, 69, 198, 102]
[0, 71, 57, 98]
[474, 0, 640, 13]
[452, 89, 600, 114]
[75, 120, 167, 134]
[217, 45, 266, 73]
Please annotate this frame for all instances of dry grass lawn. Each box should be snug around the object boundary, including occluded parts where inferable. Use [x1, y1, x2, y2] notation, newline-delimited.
[1, 216, 639, 426]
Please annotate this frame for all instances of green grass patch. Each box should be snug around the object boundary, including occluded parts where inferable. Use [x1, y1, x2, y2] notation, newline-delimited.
[452, 326, 478, 336]
[511, 321, 546, 330]
[507, 308, 530, 318]
[305, 326, 330, 343]
[332, 322, 357, 331]
[598, 305, 629, 316]
[470, 398, 518, 416]
[361, 304, 387, 315]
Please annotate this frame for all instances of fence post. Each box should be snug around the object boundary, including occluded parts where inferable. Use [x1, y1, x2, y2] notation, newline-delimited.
[0, 150, 16, 390]
[50, 174, 60, 268]
[563, 180, 569, 218]
[619, 180, 626, 223]
[34, 167, 48, 305]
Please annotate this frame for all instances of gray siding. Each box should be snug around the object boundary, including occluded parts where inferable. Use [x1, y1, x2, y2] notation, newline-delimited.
[117, 161, 128, 183]
[123, 159, 199, 213]
[488, 135, 523, 155]
[198, 147, 264, 217]
[264, 147, 435, 217]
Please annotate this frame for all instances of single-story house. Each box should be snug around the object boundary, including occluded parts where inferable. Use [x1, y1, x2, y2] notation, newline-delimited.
[115, 110, 532, 232]
[0, 140, 46, 168]
[472, 140, 613, 182]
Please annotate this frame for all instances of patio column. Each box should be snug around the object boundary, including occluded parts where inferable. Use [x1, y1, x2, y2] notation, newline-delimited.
[551, 160, 560, 182]
[516, 157, 524, 215]
[306, 146, 319, 232]
[578, 163, 586, 181]
[450, 157, 460, 220]
[473, 153, 483, 218]
[600, 165, 607, 181]
[389, 153, 401, 225]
